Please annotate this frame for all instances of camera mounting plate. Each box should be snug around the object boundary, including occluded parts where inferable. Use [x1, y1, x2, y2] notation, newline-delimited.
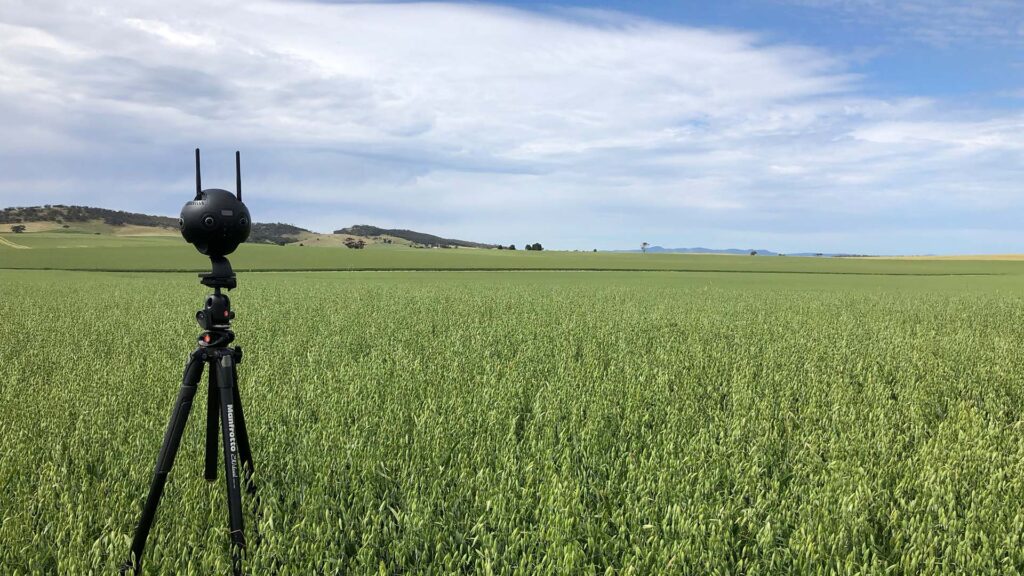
[200, 256, 237, 290]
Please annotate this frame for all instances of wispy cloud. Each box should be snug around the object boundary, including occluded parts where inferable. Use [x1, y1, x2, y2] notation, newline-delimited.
[778, 0, 1024, 47]
[0, 1, 1021, 253]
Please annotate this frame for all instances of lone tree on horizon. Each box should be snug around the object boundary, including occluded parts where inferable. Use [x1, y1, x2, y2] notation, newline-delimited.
[642, 242, 649, 254]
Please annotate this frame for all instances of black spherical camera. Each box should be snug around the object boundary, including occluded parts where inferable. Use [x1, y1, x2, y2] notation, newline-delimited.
[180, 189, 250, 257]
[180, 150, 251, 257]
[184, 149, 250, 290]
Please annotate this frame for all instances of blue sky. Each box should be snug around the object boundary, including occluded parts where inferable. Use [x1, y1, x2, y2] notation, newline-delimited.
[0, 0, 1021, 254]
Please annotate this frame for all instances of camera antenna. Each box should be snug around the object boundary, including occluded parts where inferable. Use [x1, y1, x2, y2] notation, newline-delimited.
[235, 151, 242, 201]
[195, 148, 203, 200]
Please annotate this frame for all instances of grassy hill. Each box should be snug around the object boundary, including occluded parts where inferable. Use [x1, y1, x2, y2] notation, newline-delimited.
[0, 205, 490, 249]
[0, 205, 321, 246]
[1, 205, 177, 230]
[335, 224, 498, 249]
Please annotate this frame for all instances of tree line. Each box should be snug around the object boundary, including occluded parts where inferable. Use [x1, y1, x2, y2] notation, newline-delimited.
[495, 243, 543, 251]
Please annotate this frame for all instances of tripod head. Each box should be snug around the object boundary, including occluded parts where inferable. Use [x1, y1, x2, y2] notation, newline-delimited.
[196, 287, 237, 348]
[180, 149, 250, 290]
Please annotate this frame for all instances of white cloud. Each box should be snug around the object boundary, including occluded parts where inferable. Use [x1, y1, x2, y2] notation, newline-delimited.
[852, 118, 1024, 152]
[0, 1, 1021, 253]
[122, 18, 217, 49]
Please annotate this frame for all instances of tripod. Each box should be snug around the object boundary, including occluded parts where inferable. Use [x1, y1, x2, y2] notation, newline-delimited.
[123, 258, 258, 575]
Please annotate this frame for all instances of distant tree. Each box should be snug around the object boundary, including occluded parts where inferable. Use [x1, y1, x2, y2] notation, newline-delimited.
[641, 242, 649, 254]
[531, 243, 543, 251]
[593, 249, 597, 252]
[343, 237, 366, 249]
[750, 250, 757, 256]
[509, 244, 516, 250]
[497, 245, 504, 250]
[10, 225, 26, 233]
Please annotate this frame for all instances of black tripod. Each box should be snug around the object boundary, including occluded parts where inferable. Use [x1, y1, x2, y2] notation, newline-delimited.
[123, 258, 258, 575]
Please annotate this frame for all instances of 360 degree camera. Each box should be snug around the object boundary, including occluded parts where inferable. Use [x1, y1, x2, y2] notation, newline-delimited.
[180, 149, 251, 258]
[180, 149, 250, 289]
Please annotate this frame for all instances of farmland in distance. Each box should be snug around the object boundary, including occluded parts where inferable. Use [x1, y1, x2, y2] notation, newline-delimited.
[3, 231, 1024, 276]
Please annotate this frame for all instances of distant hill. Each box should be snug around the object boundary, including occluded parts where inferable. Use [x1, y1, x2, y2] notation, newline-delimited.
[1, 205, 178, 229]
[632, 246, 780, 256]
[0, 205, 313, 246]
[334, 224, 496, 249]
[625, 246, 873, 257]
[247, 222, 310, 245]
[0, 205, 499, 249]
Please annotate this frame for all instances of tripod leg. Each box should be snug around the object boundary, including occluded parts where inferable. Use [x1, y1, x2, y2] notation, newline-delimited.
[216, 353, 246, 576]
[122, 349, 206, 575]
[230, 362, 256, 495]
[230, 361, 263, 547]
[205, 369, 220, 481]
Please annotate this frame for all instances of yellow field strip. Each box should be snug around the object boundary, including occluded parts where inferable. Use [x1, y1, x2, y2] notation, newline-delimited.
[865, 254, 1024, 261]
[0, 235, 30, 249]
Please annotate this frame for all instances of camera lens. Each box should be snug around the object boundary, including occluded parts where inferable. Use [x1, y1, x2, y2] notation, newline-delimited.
[239, 217, 248, 227]
[203, 215, 216, 228]
[178, 217, 184, 229]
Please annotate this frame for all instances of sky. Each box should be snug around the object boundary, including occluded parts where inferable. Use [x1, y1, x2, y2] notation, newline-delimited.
[0, 0, 1022, 254]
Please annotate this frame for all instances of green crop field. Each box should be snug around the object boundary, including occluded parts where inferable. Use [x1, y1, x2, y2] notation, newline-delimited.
[2, 251, 1024, 573]
[0, 232, 181, 250]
